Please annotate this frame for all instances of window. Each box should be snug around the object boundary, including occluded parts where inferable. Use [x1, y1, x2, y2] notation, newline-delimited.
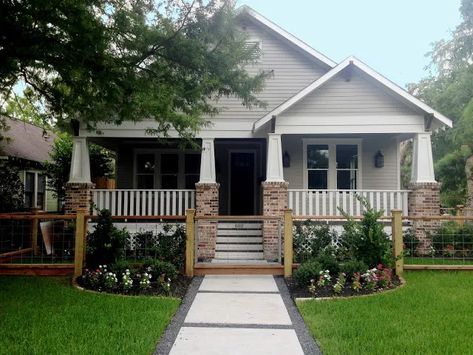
[134, 151, 200, 189]
[244, 40, 262, 62]
[304, 140, 361, 190]
[24, 171, 47, 209]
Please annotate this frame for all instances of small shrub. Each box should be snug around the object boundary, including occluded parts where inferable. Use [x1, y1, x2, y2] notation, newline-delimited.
[294, 260, 322, 287]
[333, 273, 346, 295]
[430, 222, 473, 257]
[143, 258, 178, 281]
[314, 252, 340, 275]
[340, 197, 391, 268]
[352, 272, 362, 292]
[340, 259, 368, 277]
[109, 260, 132, 276]
[317, 269, 331, 287]
[87, 209, 129, 267]
[403, 228, 420, 256]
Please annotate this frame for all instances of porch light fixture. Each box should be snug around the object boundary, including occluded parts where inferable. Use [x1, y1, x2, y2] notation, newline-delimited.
[283, 151, 291, 168]
[374, 150, 384, 168]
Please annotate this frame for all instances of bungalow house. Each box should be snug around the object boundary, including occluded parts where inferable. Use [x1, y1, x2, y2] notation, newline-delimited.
[0, 117, 58, 211]
[65, 6, 451, 262]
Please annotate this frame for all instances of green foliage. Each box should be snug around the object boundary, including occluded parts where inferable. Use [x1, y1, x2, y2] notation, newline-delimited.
[340, 259, 368, 277]
[0, 0, 268, 137]
[109, 260, 133, 276]
[142, 258, 178, 281]
[314, 252, 340, 276]
[340, 197, 391, 268]
[0, 164, 25, 212]
[403, 228, 420, 256]
[44, 133, 114, 202]
[293, 221, 337, 262]
[293, 260, 322, 287]
[430, 221, 473, 257]
[86, 209, 128, 267]
[152, 224, 186, 270]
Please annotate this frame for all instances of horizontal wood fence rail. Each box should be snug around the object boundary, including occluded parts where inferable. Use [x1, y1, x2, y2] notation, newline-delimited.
[292, 215, 393, 221]
[0, 214, 77, 220]
[88, 215, 186, 221]
[288, 189, 409, 217]
[194, 215, 282, 221]
[92, 189, 195, 216]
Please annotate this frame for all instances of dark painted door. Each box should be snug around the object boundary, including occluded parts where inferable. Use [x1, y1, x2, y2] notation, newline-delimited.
[230, 152, 255, 215]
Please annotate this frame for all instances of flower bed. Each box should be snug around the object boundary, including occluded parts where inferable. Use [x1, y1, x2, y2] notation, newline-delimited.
[287, 264, 401, 299]
[77, 264, 191, 298]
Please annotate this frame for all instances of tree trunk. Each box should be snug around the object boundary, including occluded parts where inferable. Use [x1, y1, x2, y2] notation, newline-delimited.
[465, 155, 473, 215]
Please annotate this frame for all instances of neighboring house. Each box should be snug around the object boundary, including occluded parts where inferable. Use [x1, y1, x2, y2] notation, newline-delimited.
[66, 6, 452, 262]
[0, 117, 58, 211]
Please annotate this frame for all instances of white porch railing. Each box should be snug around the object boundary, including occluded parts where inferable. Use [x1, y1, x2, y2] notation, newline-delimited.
[288, 189, 409, 217]
[92, 189, 195, 216]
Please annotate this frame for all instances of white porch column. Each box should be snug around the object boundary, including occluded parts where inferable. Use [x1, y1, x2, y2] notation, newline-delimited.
[198, 138, 216, 183]
[68, 136, 91, 183]
[410, 132, 436, 183]
[265, 133, 284, 182]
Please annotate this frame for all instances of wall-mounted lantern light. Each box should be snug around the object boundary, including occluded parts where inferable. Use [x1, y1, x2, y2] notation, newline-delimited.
[374, 150, 384, 168]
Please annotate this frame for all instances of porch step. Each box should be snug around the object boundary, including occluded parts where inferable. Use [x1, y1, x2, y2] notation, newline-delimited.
[216, 244, 263, 251]
[217, 229, 262, 236]
[214, 251, 264, 260]
[217, 236, 263, 244]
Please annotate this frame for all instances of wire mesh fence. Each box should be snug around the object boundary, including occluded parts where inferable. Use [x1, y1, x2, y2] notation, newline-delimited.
[0, 214, 76, 265]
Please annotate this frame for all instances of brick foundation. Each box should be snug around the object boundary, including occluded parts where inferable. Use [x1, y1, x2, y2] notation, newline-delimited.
[64, 182, 94, 214]
[262, 181, 288, 261]
[195, 183, 219, 261]
[408, 182, 441, 254]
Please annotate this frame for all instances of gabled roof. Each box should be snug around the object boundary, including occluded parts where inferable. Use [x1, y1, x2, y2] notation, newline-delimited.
[237, 5, 336, 68]
[0, 117, 56, 163]
[253, 56, 453, 131]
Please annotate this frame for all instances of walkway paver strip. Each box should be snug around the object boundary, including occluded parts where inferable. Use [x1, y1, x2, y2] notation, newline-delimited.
[158, 275, 321, 355]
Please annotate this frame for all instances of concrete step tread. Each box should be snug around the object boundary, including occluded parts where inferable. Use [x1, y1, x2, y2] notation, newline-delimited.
[218, 223, 263, 229]
[216, 237, 263, 243]
[217, 229, 262, 236]
[214, 251, 265, 259]
[216, 244, 263, 251]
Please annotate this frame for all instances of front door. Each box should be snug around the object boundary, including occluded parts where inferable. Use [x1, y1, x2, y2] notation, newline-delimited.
[229, 152, 255, 215]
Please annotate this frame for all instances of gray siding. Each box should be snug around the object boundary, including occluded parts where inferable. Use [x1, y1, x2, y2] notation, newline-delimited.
[282, 135, 399, 190]
[205, 19, 328, 123]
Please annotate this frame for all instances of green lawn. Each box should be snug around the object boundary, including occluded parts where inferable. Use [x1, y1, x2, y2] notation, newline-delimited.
[0, 277, 180, 355]
[405, 256, 473, 265]
[298, 271, 473, 355]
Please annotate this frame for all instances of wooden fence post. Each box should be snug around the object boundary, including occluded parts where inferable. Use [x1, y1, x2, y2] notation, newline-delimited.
[456, 205, 465, 227]
[31, 210, 39, 256]
[185, 209, 195, 277]
[391, 209, 403, 275]
[73, 212, 86, 279]
[284, 209, 293, 278]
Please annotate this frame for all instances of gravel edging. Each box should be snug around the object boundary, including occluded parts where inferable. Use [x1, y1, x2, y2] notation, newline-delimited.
[274, 276, 322, 355]
[154, 276, 203, 355]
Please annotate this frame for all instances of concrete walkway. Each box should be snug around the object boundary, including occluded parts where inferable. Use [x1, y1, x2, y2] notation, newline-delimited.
[157, 275, 320, 355]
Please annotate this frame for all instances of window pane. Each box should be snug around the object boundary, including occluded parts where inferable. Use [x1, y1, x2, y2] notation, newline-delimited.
[137, 175, 154, 189]
[25, 192, 33, 208]
[185, 174, 199, 189]
[307, 145, 329, 169]
[185, 154, 201, 174]
[336, 145, 358, 169]
[37, 193, 44, 209]
[161, 175, 178, 189]
[337, 170, 357, 189]
[37, 175, 46, 193]
[308, 170, 328, 189]
[161, 154, 179, 174]
[137, 154, 155, 173]
[25, 172, 35, 192]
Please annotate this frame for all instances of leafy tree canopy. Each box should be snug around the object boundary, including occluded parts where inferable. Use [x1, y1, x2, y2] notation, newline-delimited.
[408, 0, 473, 206]
[0, 0, 268, 138]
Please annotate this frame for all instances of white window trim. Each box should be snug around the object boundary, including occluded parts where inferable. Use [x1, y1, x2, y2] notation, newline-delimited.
[245, 38, 263, 63]
[302, 138, 363, 190]
[23, 170, 47, 209]
[133, 149, 200, 189]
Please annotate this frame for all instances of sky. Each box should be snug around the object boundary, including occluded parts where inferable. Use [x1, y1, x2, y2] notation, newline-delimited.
[237, 0, 462, 87]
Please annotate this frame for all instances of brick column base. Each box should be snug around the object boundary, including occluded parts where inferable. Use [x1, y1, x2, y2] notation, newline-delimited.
[262, 181, 288, 261]
[195, 183, 219, 261]
[64, 182, 94, 214]
[408, 182, 441, 255]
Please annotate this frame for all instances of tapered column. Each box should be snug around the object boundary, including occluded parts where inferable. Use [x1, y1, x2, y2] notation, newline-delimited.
[262, 133, 288, 261]
[196, 138, 219, 261]
[411, 133, 436, 184]
[65, 137, 93, 214]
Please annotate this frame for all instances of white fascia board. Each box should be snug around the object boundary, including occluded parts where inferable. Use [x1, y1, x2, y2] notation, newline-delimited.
[253, 56, 453, 131]
[237, 6, 336, 68]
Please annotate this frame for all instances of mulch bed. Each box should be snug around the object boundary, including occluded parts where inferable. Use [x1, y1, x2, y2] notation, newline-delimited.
[286, 276, 402, 299]
[76, 275, 192, 299]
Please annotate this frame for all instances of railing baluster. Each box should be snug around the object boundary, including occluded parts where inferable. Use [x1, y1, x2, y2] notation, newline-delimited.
[302, 191, 306, 215]
[178, 191, 183, 215]
[111, 190, 116, 216]
[172, 191, 177, 215]
[124, 191, 128, 216]
[295, 192, 300, 216]
[322, 191, 326, 215]
[184, 191, 189, 211]
[308, 191, 313, 215]
[166, 191, 171, 215]
[130, 191, 135, 216]
[329, 191, 333, 215]
[160, 191, 164, 215]
[117, 190, 122, 216]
